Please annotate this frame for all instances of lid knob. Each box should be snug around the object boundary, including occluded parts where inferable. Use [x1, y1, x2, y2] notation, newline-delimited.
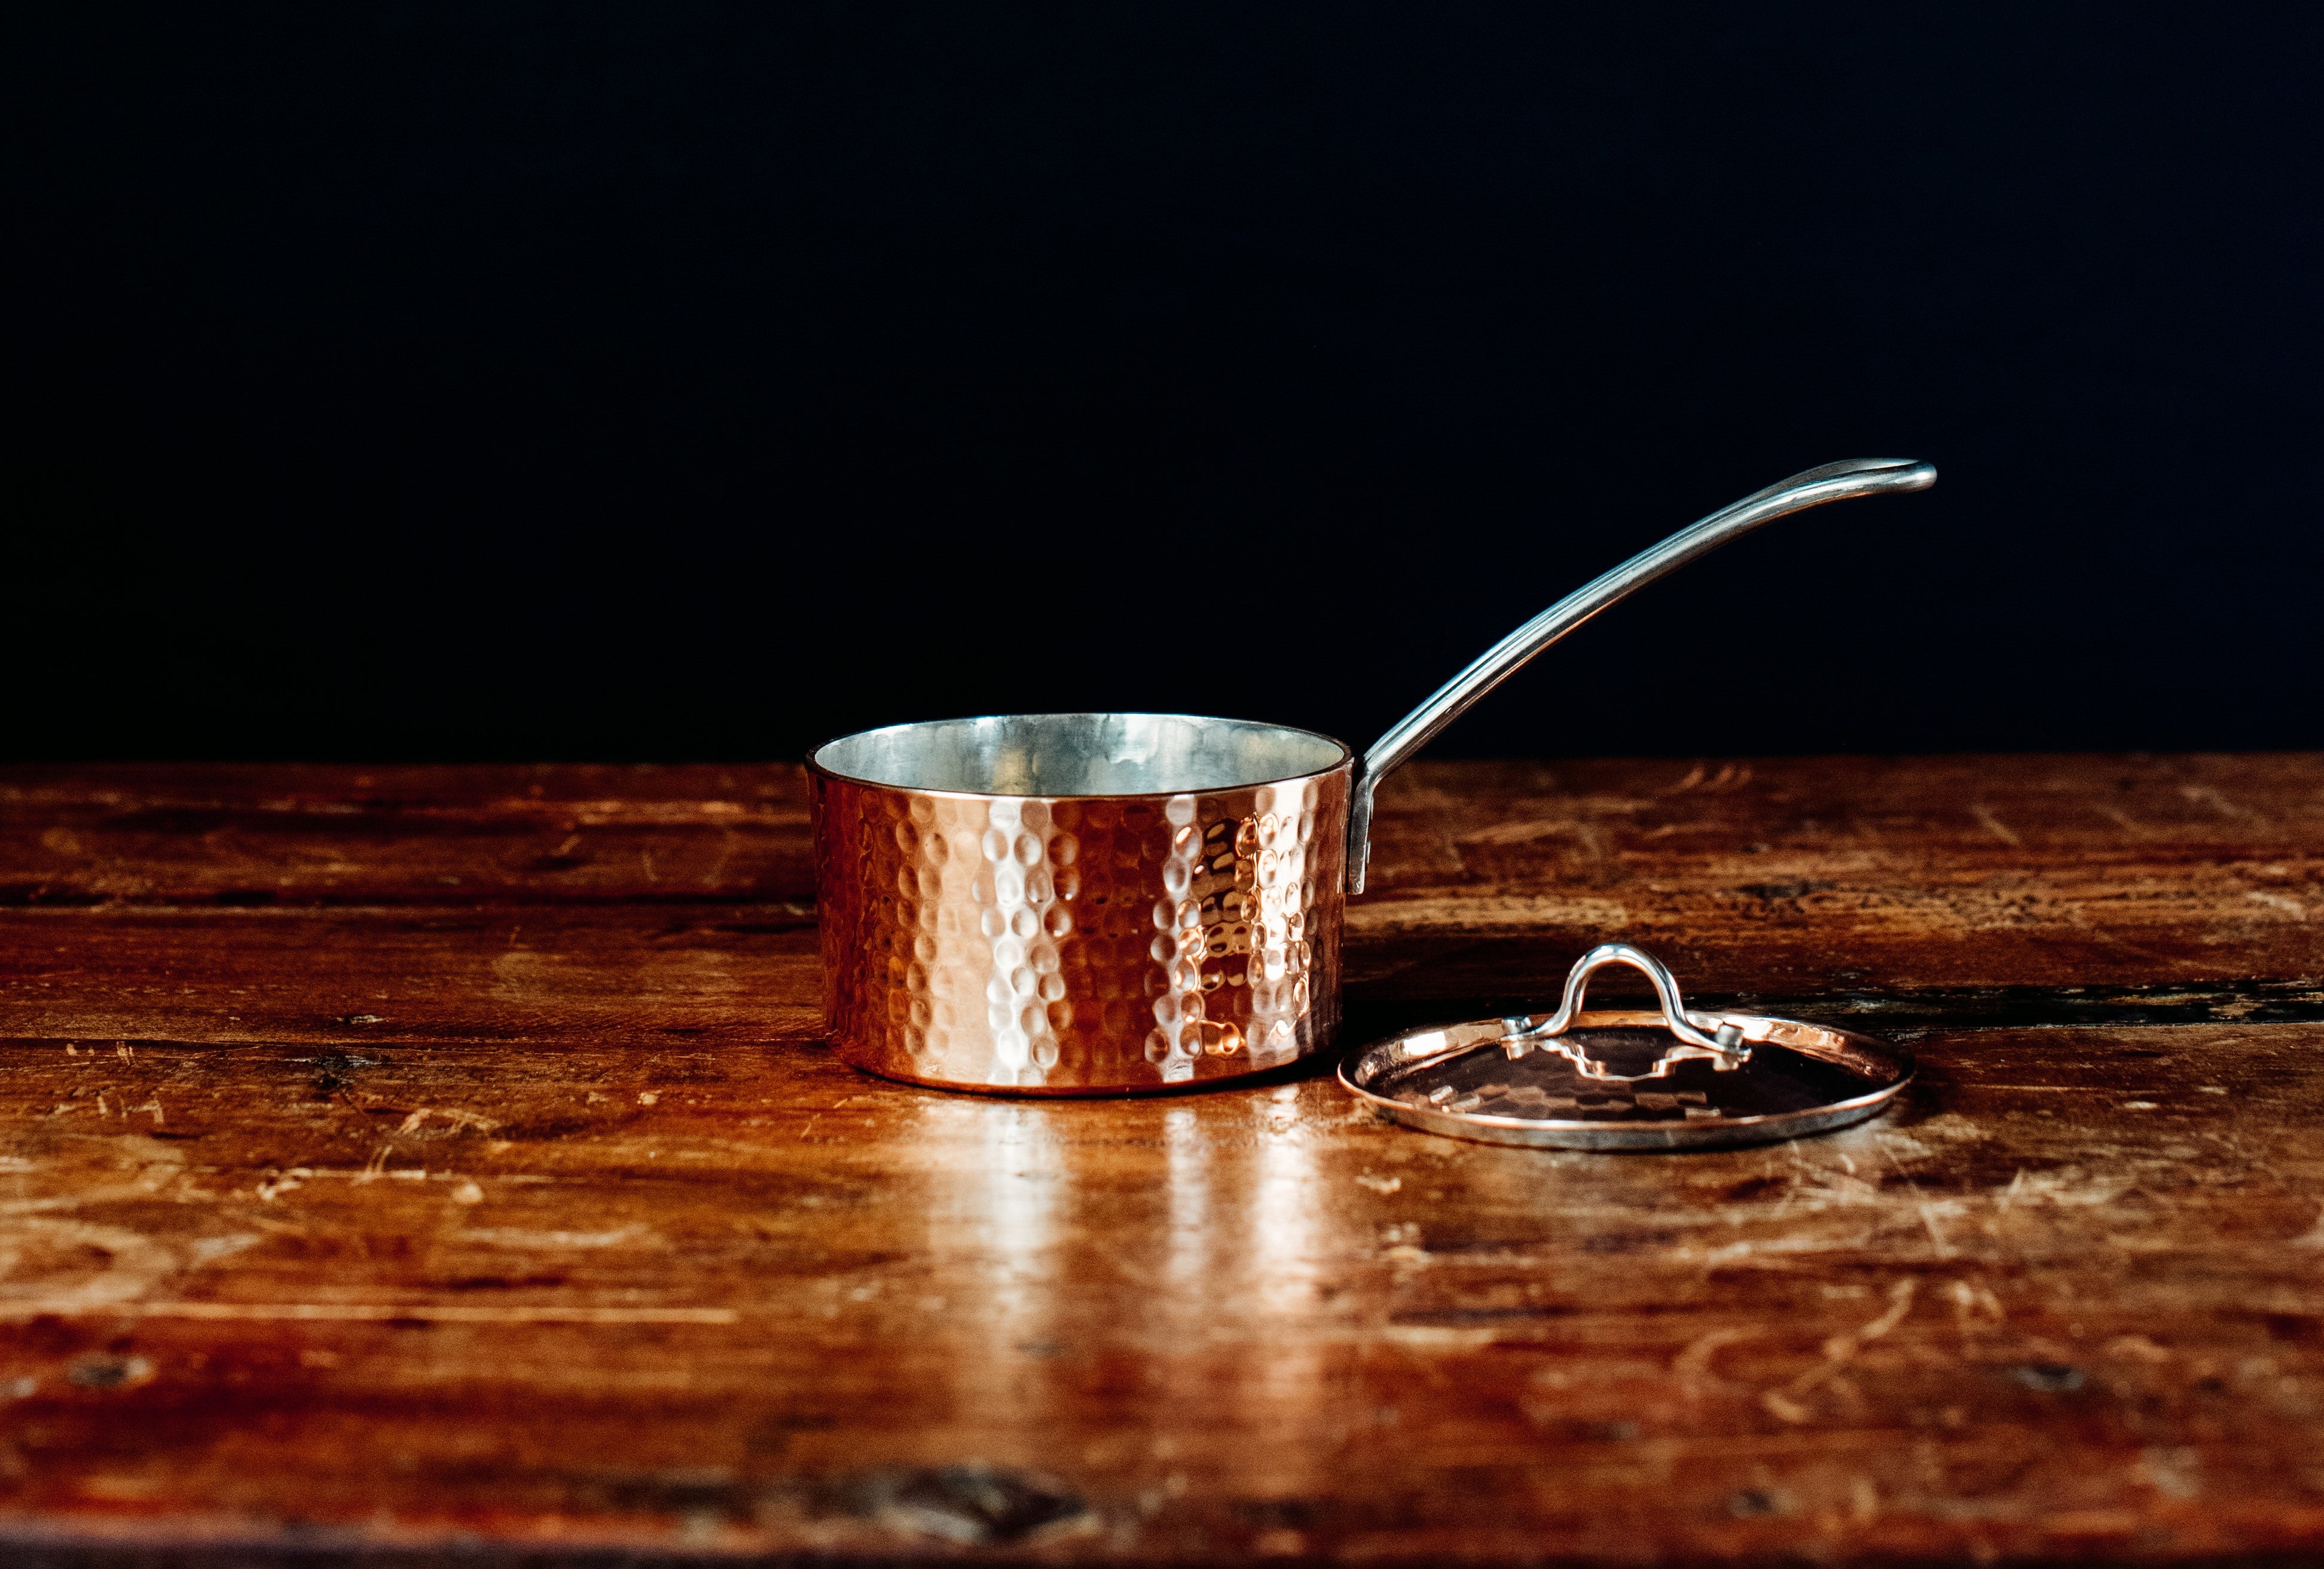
[1500, 943, 1751, 1082]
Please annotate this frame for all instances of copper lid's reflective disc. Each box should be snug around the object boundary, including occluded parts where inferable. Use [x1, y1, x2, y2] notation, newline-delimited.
[1337, 944, 1911, 1151]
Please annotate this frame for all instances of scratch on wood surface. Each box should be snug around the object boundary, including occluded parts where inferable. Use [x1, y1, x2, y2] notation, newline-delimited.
[3, 1183, 186, 1219]
[1382, 1323, 1498, 1350]
[398, 1106, 502, 1135]
[1995, 1166, 2131, 1210]
[1946, 1279, 2005, 1335]
[459, 1225, 649, 1249]
[702, 829, 737, 888]
[1997, 1169, 2029, 1211]
[0, 1218, 179, 1307]
[1456, 817, 1583, 848]
[0, 1301, 737, 1325]
[2181, 784, 2249, 821]
[1762, 1279, 1919, 1424]
[1657, 761, 1754, 796]
[1673, 1328, 1751, 1397]
[1971, 804, 2022, 848]
[1873, 1139, 1955, 1259]
[2245, 890, 2307, 919]
[2286, 1204, 2324, 1249]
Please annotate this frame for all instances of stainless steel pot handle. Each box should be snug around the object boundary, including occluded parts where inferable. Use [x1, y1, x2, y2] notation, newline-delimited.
[1345, 456, 1937, 892]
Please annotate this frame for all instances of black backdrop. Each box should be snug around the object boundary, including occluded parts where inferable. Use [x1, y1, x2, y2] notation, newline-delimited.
[7, 6, 2319, 762]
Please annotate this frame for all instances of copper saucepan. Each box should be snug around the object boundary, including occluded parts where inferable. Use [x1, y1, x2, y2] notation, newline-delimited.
[810, 458, 1936, 1094]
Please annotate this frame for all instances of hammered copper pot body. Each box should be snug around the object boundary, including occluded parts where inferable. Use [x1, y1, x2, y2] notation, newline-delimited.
[812, 718, 1351, 1094]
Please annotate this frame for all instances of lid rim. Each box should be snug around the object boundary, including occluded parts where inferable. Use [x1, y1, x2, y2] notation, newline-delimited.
[1339, 1008, 1915, 1152]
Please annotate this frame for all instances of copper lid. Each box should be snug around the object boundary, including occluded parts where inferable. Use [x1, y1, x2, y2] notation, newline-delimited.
[1338, 944, 1911, 1151]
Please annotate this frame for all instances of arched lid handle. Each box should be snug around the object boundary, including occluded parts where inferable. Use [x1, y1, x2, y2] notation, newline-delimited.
[1500, 943, 1751, 1083]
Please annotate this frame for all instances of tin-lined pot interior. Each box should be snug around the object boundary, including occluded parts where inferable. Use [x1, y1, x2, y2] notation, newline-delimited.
[811, 712, 1348, 797]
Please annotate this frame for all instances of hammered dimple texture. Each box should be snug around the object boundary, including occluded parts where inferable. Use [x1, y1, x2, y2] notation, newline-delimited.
[814, 769, 1349, 1093]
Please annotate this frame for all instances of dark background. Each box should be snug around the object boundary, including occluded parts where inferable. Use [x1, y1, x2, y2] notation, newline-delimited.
[7, 5, 2319, 763]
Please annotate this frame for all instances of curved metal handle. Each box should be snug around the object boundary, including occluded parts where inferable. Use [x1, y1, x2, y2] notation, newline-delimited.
[1500, 941, 1748, 1082]
[1345, 457, 1936, 891]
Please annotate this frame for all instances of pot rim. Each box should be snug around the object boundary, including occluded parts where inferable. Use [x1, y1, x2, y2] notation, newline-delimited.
[805, 711, 1355, 802]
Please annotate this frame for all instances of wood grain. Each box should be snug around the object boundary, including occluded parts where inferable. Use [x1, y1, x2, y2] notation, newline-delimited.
[1, 757, 2320, 1564]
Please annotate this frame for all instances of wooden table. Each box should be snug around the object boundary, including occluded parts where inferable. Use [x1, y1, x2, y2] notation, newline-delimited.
[2, 756, 2321, 1564]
